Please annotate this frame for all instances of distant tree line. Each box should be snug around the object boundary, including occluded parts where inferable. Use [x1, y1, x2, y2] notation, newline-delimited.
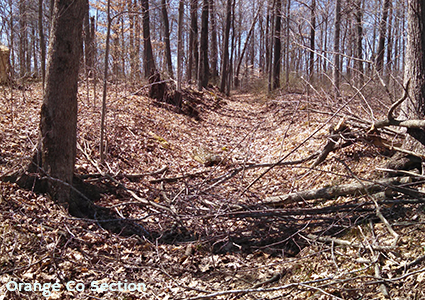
[0, 0, 409, 93]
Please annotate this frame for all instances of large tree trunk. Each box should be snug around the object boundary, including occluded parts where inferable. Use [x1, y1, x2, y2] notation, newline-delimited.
[40, 0, 86, 205]
[141, 0, 156, 78]
[161, 0, 173, 78]
[400, 0, 425, 154]
[387, 0, 425, 174]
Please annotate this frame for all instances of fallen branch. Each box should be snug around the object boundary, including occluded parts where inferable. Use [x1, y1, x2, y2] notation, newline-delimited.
[264, 176, 411, 207]
[311, 132, 356, 168]
[371, 80, 425, 131]
[200, 152, 320, 193]
[304, 233, 396, 251]
[187, 275, 340, 300]
[78, 165, 168, 180]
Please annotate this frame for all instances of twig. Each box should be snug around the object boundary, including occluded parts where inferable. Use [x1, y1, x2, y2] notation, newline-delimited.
[0, 255, 50, 275]
[304, 233, 396, 251]
[374, 255, 390, 298]
[150, 170, 208, 183]
[187, 276, 338, 300]
[77, 142, 181, 222]
[242, 78, 373, 195]
[338, 159, 399, 247]
[78, 165, 168, 180]
[396, 253, 425, 273]
[200, 152, 319, 193]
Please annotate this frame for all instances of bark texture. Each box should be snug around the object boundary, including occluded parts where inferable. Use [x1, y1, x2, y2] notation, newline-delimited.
[40, 0, 86, 205]
[400, 0, 425, 154]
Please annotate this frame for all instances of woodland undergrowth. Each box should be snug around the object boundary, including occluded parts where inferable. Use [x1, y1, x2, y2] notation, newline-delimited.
[1, 81, 425, 299]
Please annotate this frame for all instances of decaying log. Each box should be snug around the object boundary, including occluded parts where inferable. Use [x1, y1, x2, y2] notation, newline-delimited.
[264, 176, 411, 207]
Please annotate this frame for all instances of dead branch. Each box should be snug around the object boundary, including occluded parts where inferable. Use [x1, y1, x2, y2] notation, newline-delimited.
[150, 170, 209, 183]
[396, 253, 425, 273]
[187, 276, 340, 300]
[200, 152, 319, 193]
[338, 159, 399, 247]
[371, 80, 425, 131]
[78, 165, 168, 180]
[264, 176, 411, 207]
[311, 132, 356, 168]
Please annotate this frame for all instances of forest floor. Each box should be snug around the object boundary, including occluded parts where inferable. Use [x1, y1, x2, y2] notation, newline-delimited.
[1, 80, 425, 299]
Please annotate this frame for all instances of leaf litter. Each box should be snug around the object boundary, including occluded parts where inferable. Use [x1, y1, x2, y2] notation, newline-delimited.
[1, 82, 425, 299]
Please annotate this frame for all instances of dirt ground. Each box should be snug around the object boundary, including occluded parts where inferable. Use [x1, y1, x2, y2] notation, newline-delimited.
[1, 81, 425, 299]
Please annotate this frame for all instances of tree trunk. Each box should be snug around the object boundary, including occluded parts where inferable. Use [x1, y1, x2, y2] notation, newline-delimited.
[308, 0, 315, 82]
[400, 0, 425, 155]
[376, 0, 391, 73]
[272, 0, 282, 90]
[38, 0, 46, 87]
[385, 1, 393, 83]
[333, 0, 341, 97]
[210, 0, 219, 83]
[19, 0, 27, 78]
[161, 0, 174, 78]
[220, 0, 232, 94]
[141, 0, 156, 78]
[285, 0, 290, 87]
[354, 0, 364, 87]
[129, 0, 136, 81]
[188, 0, 198, 82]
[100, 0, 111, 165]
[198, 0, 209, 90]
[235, 9, 259, 87]
[177, 0, 184, 91]
[40, 0, 86, 206]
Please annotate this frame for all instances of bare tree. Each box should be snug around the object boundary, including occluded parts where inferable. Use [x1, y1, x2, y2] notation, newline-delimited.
[376, 0, 391, 73]
[18, 0, 27, 78]
[333, 0, 341, 97]
[308, 0, 316, 82]
[176, 0, 184, 91]
[210, 0, 219, 83]
[354, 0, 364, 86]
[188, 0, 198, 82]
[39, 0, 86, 206]
[38, 0, 46, 87]
[161, 0, 173, 78]
[220, 0, 233, 95]
[141, 0, 156, 78]
[272, 0, 282, 90]
[198, 0, 209, 89]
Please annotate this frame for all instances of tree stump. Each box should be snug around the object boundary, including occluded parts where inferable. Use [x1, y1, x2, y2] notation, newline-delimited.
[0, 45, 10, 84]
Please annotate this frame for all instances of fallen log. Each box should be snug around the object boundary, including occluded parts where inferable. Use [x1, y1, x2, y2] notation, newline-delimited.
[264, 176, 412, 207]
